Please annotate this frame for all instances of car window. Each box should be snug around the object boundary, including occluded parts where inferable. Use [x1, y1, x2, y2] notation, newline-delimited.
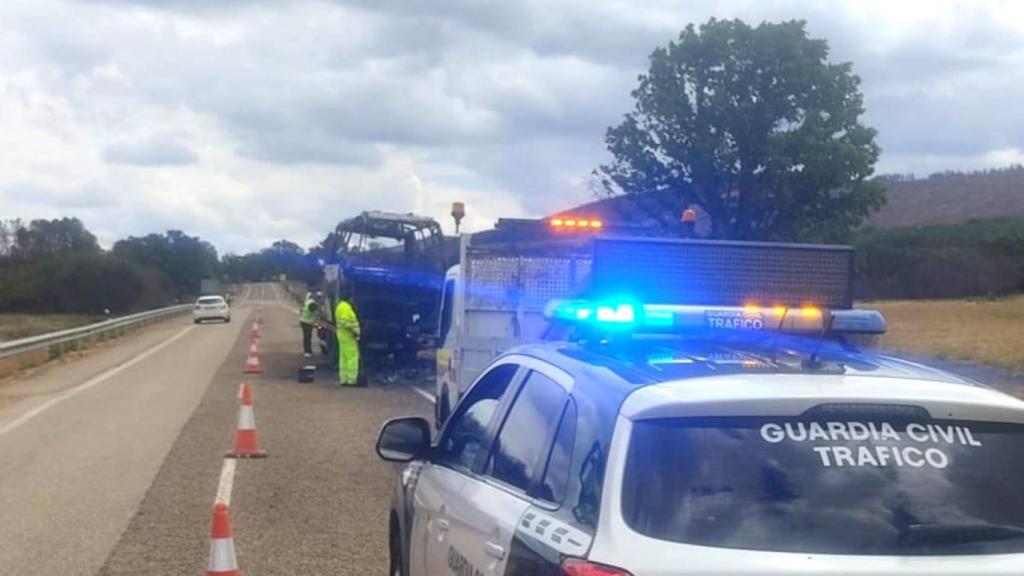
[436, 363, 518, 471]
[536, 399, 577, 504]
[197, 297, 223, 305]
[438, 278, 455, 344]
[486, 370, 567, 492]
[622, 415, 1024, 556]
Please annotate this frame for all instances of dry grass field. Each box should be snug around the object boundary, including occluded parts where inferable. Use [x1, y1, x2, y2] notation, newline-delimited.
[870, 296, 1024, 372]
[0, 313, 99, 342]
[0, 314, 97, 380]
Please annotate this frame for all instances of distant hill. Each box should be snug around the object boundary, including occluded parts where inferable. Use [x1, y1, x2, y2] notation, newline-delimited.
[551, 165, 1024, 232]
[868, 165, 1024, 228]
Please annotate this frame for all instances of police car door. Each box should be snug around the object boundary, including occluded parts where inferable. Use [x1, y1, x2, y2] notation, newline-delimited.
[455, 359, 573, 576]
[412, 362, 522, 576]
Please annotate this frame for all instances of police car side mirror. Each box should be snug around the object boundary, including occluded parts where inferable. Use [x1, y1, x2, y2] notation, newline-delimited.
[376, 417, 431, 462]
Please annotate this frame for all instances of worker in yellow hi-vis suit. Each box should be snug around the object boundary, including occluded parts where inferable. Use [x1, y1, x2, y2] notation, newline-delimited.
[334, 292, 361, 386]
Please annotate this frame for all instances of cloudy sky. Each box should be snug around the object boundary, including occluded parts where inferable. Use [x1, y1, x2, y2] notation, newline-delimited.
[1, 0, 1022, 253]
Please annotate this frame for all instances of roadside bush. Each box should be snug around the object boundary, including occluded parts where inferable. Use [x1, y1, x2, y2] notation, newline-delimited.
[0, 254, 150, 314]
[46, 254, 147, 314]
[0, 219, 213, 314]
[0, 260, 48, 311]
[854, 218, 1024, 299]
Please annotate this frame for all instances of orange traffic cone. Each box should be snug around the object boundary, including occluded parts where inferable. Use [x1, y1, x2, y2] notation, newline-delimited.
[243, 343, 263, 374]
[207, 502, 240, 576]
[249, 321, 260, 340]
[227, 383, 267, 458]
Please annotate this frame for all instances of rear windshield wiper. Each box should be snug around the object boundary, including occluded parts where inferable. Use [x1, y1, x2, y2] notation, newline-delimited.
[899, 523, 1024, 546]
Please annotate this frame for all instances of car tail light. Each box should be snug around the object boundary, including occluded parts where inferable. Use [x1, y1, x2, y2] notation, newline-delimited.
[560, 558, 633, 576]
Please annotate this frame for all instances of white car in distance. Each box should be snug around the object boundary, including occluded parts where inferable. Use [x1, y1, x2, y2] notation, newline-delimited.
[192, 295, 231, 324]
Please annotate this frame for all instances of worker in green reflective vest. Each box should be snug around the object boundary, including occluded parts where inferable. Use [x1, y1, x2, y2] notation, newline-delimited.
[334, 288, 361, 386]
[298, 292, 319, 358]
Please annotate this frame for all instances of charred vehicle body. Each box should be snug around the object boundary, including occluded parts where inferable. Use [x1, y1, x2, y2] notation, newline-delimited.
[318, 211, 447, 374]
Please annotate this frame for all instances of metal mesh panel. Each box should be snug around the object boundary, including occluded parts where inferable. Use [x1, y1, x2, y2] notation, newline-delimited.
[592, 238, 853, 309]
[466, 249, 592, 311]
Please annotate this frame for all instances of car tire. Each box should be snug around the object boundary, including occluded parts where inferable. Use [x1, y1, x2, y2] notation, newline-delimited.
[389, 514, 405, 576]
[193, 319, 201, 324]
[225, 317, 231, 323]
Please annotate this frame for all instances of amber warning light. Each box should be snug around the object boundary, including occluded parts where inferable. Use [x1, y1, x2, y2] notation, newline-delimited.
[550, 217, 603, 230]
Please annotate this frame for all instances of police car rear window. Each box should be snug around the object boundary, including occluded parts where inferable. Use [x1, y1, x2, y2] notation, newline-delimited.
[621, 415, 1024, 555]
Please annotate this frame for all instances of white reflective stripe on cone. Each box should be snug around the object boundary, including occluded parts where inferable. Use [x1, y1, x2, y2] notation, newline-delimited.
[238, 406, 256, 430]
[208, 538, 239, 571]
[245, 356, 259, 366]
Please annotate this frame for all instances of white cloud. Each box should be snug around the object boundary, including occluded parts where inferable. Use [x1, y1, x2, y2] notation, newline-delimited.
[0, 0, 1021, 253]
[103, 135, 198, 166]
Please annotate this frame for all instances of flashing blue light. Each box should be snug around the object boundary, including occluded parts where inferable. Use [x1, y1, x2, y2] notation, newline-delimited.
[546, 298, 885, 336]
[551, 302, 593, 321]
[550, 299, 637, 327]
[641, 306, 675, 328]
[596, 304, 635, 323]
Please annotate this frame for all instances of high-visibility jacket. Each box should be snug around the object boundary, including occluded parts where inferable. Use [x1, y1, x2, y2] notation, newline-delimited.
[334, 299, 361, 385]
[299, 297, 318, 325]
[334, 300, 360, 338]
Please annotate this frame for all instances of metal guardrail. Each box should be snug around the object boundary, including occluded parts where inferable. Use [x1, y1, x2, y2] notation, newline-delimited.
[0, 304, 193, 360]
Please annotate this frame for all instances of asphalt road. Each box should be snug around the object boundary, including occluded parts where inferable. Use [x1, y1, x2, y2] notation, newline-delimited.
[4, 282, 1019, 576]
[0, 283, 432, 576]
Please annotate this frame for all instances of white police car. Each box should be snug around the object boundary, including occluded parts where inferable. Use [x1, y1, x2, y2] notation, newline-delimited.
[377, 301, 1024, 575]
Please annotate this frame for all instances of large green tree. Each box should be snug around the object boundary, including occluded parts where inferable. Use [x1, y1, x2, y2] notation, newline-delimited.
[0, 218, 154, 313]
[113, 230, 218, 299]
[0, 217, 99, 259]
[595, 19, 884, 241]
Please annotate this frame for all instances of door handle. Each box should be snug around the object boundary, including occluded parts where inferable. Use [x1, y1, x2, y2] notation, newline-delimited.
[484, 541, 506, 560]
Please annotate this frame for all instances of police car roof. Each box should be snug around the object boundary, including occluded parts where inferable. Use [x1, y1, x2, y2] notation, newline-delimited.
[511, 335, 1024, 423]
[516, 334, 976, 387]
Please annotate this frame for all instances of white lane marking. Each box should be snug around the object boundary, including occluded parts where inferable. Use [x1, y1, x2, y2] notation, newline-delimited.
[412, 387, 436, 405]
[215, 458, 237, 505]
[0, 325, 196, 437]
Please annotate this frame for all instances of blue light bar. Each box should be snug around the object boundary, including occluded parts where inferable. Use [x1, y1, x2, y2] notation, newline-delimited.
[544, 299, 887, 335]
[547, 299, 637, 327]
[596, 304, 635, 323]
[829, 309, 886, 334]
